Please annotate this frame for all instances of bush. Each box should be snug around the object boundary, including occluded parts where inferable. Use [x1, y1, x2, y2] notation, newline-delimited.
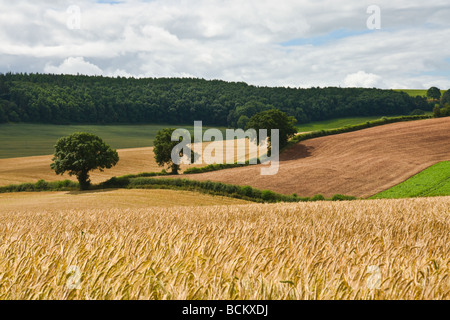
[410, 109, 425, 116]
[184, 163, 249, 175]
[241, 186, 254, 197]
[441, 106, 450, 117]
[311, 194, 325, 201]
[35, 179, 50, 191]
[332, 194, 357, 201]
[100, 176, 130, 188]
[261, 190, 277, 202]
[0, 180, 78, 193]
[433, 105, 441, 118]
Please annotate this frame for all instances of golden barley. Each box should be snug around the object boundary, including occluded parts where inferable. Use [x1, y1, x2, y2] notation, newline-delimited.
[0, 196, 448, 300]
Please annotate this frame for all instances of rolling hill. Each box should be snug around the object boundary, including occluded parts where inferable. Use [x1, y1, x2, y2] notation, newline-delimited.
[180, 117, 450, 198]
[1, 118, 449, 198]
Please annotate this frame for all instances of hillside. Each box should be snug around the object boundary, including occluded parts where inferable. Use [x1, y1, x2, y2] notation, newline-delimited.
[2, 118, 449, 198]
[181, 117, 450, 198]
[0, 73, 427, 127]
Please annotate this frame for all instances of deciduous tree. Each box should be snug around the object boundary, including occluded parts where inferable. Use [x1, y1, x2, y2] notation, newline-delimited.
[51, 133, 119, 190]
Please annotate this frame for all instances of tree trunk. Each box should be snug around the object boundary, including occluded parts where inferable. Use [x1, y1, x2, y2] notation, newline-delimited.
[170, 163, 180, 175]
[77, 170, 91, 190]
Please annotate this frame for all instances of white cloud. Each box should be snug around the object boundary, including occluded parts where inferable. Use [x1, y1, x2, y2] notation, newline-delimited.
[344, 71, 383, 88]
[44, 57, 103, 76]
[0, 0, 449, 89]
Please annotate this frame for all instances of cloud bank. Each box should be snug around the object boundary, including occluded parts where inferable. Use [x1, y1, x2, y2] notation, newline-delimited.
[0, 0, 449, 88]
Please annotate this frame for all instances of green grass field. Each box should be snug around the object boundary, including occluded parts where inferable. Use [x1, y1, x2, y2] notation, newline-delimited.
[297, 116, 391, 132]
[0, 124, 226, 159]
[394, 89, 446, 98]
[371, 161, 450, 199]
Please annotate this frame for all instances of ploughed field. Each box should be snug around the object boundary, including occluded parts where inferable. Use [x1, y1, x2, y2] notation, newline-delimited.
[0, 196, 448, 300]
[181, 118, 450, 198]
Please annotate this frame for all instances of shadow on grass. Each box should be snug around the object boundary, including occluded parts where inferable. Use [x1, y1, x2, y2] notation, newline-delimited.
[66, 188, 120, 195]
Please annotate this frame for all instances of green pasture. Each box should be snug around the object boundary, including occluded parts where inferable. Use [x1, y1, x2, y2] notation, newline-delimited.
[297, 116, 391, 132]
[0, 124, 226, 159]
[371, 161, 450, 199]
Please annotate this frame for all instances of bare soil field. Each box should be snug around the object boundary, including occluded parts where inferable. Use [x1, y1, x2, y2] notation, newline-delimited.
[182, 118, 450, 198]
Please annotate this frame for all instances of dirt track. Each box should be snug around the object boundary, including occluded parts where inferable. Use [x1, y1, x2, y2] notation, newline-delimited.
[181, 118, 450, 198]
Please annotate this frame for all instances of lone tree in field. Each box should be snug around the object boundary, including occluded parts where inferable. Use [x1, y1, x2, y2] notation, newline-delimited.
[154, 128, 194, 175]
[51, 133, 119, 190]
[427, 87, 441, 100]
[246, 109, 297, 150]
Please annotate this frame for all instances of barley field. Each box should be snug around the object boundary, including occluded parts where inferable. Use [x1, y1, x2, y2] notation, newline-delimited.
[0, 197, 448, 300]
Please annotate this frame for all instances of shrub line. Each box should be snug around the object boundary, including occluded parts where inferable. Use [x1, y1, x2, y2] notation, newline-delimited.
[0, 177, 357, 204]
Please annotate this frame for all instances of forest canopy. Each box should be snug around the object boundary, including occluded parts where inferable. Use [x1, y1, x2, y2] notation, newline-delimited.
[0, 73, 430, 127]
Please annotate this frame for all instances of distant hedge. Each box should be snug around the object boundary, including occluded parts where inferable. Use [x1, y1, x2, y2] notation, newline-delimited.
[183, 161, 260, 175]
[290, 115, 431, 145]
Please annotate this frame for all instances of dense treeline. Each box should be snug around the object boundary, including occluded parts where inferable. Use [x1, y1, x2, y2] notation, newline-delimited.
[0, 73, 431, 126]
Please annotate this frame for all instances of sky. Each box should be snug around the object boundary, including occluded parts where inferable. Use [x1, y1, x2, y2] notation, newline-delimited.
[0, 0, 449, 89]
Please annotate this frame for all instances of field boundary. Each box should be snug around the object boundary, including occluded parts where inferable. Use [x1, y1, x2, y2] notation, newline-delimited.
[0, 177, 357, 204]
[184, 115, 432, 175]
[288, 115, 431, 146]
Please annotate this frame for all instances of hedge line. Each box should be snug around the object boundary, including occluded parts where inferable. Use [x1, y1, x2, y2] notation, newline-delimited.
[290, 115, 431, 145]
[183, 160, 262, 174]
[102, 177, 357, 203]
[0, 179, 78, 193]
[0, 176, 357, 203]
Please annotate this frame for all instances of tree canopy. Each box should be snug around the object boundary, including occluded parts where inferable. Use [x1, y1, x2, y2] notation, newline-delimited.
[441, 89, 450, 107]
[0, 73, 431, 127]
[427, 87, 441, 100]
[153, 128, 195, 174]
[50, 132, 119, 190]
[246, 109, 298, 150]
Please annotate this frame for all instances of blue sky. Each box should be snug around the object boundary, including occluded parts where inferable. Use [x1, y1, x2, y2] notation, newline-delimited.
[0, 0, 449, 89]
[281, 29, 375, 47]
